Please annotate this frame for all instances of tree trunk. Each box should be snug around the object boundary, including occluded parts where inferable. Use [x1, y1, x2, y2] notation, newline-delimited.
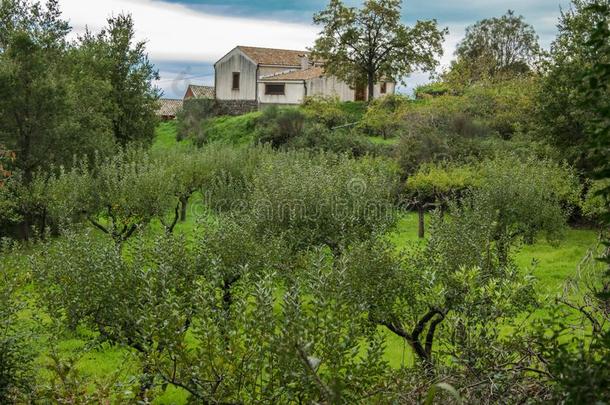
[418, 205, 425, 239]
[179, 195, 188, 222]
[367, 71, 375, 102]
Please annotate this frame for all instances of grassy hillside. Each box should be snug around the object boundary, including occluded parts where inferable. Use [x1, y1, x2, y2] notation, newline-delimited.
[201, 111, 261, 145]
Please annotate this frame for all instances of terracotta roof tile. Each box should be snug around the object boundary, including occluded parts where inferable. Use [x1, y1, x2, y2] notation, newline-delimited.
[157, 99, 183, 117]
[238, 46, 309, 66]
[260, 66, 325, 81]
[187, 85, 215, 98]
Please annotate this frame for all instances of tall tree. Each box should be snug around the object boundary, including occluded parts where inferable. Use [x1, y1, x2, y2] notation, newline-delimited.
[312, 0, 446, 101]
[536, 0, 609, 173]
[0, 0, 70, 181]
[445, 10, 541, 87]
[82, 14, 160, 145]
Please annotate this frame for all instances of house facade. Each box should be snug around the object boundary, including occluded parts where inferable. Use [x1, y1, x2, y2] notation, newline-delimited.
[214, 46, 395, 105]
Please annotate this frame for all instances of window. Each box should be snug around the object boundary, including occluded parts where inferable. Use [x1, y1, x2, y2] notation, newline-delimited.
[232, 72, 240, 90]
[380, 82, 387, 94]
[265, 83, 285, 95]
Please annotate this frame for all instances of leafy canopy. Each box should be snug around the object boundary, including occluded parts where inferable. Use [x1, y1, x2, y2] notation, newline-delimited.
[312, 0, 446, 100]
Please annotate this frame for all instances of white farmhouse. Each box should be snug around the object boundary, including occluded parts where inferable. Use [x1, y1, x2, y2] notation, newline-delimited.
[214, 46, 395, 106]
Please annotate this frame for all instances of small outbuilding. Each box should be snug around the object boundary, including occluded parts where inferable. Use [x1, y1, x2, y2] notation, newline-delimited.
[157, 98, 183, 120]
[184, 84, 215, 100]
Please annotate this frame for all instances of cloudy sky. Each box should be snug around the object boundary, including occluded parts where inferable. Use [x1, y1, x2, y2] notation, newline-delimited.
[58, 0, 572, 98]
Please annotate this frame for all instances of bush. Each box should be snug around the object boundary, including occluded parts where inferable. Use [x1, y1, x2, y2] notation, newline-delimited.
[302, 95, 350, 128]
[395, 128, 450, 177]
[254, 106, 306, 147]
[359, 94, 409, 139]
[176, 98, 218, 142]
[151, 248, 389, 403]
[288, 124, 391, 157]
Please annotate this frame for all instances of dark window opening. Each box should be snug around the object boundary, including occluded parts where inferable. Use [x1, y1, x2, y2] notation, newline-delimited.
[380, 82, 387, 94]
[265, 83, 285, 95]
[232, 72, 240, 90]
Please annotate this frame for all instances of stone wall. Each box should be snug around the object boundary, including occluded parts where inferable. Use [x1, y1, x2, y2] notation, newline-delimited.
[215, 100, 259, 116]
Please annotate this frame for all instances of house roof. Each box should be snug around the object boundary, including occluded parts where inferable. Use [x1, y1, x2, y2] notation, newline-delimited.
[260, 66, 325, 82]
[238, 46, 309, 66]
[187, 84, 215, 99]
[157, 99, 183, 116]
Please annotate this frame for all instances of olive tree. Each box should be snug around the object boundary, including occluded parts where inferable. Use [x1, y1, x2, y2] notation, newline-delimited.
[343, 195, 537, 370]
[85, 148, 176, 244]
[153, 248, 389, 403]
[246, 150, 399, 253]
[476, 155, 581, 264]
[33, 230, 197, 400]
[404, 162, 478, 238]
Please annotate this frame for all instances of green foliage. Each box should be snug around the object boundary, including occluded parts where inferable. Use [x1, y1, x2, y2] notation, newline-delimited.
[359, 94, 409, 138]
[302, 95, 350, 128]
[405, 163, 478, 205]
[255, 106, 307, 148]
[176, 98, 217, 142]
[536, 0, 610, 173]
[289, 123, 391, 157]
[393, 108, 452, 176]
[95, 150, 174, 240]
[149, 248, 389, 403]
[312, 0, 446, 100]
[80, 14, 160, 145]
[446, 10, 541, 87]
[0, 242, 35, 402]
[414, 81, 450, 98]
[582, 179, 610, 222]
[34, 230, 196, 398]
[475, 156, 580, 263]
[461, 77, 539, 138]
[343, 198, 537, 368]
[246, 150, 399, 252]
[0, 0, 110, 180]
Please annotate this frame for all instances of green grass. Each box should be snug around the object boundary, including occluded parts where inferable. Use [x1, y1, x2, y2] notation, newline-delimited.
[369, 135, 399, 146]
[203, 111, 261, 145]
[338, 101, 367, 122]
[151, 121, 183, 152]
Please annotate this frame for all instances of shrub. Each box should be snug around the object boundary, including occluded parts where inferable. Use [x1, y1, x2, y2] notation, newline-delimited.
[414, 81, 451, 98]
[461, 78, 538, 139]
[152, 248, 389, 403]
[582, 179, 610, 223]
[395, 128, 450, 177]
[302, 95, 349, 128]
[85, 147, 177, 244]
[288, 124, 391, 157]
[176, 98, 217, 142]
[359, 94, 409, 139]
[254, 106, 306, 147]
[474, 155, 581, 263]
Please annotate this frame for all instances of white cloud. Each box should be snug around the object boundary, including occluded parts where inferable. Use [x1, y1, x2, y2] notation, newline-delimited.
[60, 0, 318, 63]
